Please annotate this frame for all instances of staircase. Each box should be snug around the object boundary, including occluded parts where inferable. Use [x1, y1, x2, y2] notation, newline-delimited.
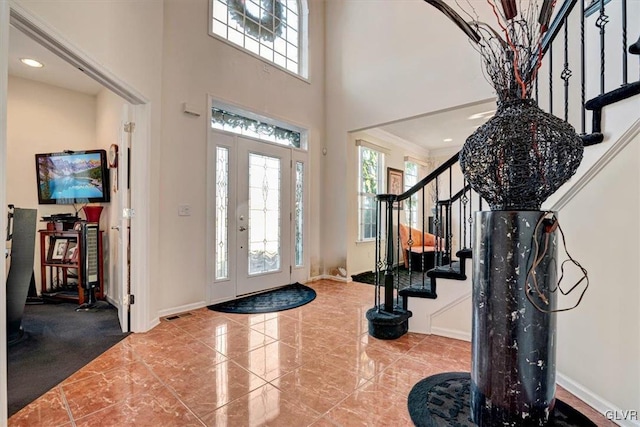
[368, 0, 640, 340]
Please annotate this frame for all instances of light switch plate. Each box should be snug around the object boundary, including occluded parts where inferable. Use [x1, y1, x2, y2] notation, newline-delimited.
[178, 205, 191, 216]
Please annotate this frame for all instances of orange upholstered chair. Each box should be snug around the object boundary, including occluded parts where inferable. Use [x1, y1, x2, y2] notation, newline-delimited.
[399, 223, 438, 270]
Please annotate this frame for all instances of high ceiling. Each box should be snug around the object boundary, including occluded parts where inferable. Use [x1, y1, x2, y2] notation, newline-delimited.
[8, 25, 103, 96]
[8, 24, 496, 155]
[377, 99, 497, 153]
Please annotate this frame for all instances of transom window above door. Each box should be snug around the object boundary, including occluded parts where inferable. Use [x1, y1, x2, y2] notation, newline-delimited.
[211, 107, 305, 149]
[210, 0, 308, 78]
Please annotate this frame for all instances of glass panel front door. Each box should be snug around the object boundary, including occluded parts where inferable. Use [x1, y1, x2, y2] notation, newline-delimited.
[236, 137, 291, 295]
[248, 153, 281, 275]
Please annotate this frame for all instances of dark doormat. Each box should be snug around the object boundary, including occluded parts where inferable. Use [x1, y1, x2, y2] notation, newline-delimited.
[208, 283, 316, 314]
[8, 302, 128, 417]
[408, 372, 597, 427]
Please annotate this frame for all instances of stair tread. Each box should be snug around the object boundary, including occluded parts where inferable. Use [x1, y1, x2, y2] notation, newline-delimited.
[585, 81, 640, 110]
[456, 248, 472, 259]
[580, 133, 604, 146]
[399, 286, 437, 299]
[427, 261, 466, 280]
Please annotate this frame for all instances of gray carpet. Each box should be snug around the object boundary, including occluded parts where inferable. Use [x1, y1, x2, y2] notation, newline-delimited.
[7, 302, 128, 416]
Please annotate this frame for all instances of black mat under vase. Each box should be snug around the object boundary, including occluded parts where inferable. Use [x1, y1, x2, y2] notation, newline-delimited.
[8, 302, 128, 417]
[207, 283, 316, 314]
[408, 372, 597, 427]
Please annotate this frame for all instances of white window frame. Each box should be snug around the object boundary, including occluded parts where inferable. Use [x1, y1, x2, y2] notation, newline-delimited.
[209, 0, 309, 80]
[358, 145, 384, 242]
[404, 160, 419, 228]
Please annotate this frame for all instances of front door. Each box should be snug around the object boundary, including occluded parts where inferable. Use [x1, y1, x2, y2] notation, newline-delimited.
[236, 137, 291, 295]
[210, 130, 292, 299]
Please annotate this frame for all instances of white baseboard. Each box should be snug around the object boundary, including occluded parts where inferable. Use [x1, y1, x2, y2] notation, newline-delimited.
[308, 274, 352, 283]
[430, 326, 471, 342]
[146, 317, 160, 332]
[106, 295, 120, 310]
[156, 301, 207, 319]
[557, 372, 640, 427]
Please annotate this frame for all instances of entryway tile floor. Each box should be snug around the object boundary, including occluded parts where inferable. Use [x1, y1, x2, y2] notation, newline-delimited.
[9, 280, 615, 426]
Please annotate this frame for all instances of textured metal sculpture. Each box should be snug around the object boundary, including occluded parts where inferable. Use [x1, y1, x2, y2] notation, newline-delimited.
[423, 0, 584, 209]
[460, 99, 583, 210]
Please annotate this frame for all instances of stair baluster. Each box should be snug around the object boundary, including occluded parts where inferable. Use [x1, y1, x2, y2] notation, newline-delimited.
[375, 199, 382, 310]
[396, 205, 401, 308]
[563, 21, 571, 122]
[622, 0, 628, 84]
[597, 0, 608, 94]
[549, 45, 554, 114]
[447, 166, 453, 270]
[384, 197, 394, 313]
[581, 0, 586, 135]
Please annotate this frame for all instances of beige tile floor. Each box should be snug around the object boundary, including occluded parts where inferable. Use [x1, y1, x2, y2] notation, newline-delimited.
[9, 280, 615, 426]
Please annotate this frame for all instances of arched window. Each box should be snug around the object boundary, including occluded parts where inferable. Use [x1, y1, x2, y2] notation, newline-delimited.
[210, 0, 307, 78]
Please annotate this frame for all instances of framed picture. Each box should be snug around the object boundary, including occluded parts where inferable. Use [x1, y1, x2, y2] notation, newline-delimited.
[65, 241, 78, 262]
[47, 237, 69, 263]
[387, 167, 404, 210]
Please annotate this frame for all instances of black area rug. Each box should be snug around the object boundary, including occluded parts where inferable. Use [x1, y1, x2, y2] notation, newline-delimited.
[208, 283, 316, 314]
[8, 302, 128, 417]
[408, 372, 596, 427]
[351, 268, 432, 288]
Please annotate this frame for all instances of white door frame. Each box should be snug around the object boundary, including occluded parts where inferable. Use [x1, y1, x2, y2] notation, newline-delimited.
[206, 100, 310, 304]
[1, 1, 11, 423]
[0, 2, 152, 419]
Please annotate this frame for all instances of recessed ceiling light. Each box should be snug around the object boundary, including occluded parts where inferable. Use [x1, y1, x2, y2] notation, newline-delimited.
[468, 110, 495, 120]
[20, 58, 44, 68]
[443, 138, 453, 142]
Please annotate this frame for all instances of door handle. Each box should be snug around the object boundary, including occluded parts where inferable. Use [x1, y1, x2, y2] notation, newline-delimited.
[111, 226, 120, 231]
[239, 226, 247, 232]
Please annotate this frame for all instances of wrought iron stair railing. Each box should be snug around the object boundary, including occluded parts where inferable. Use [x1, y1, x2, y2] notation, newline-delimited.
[370, 0, 640, 318]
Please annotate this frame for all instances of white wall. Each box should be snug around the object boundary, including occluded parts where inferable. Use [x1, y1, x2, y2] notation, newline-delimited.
[324, 0, 494, 275]
[431, 295, 471, 341]
[156, 0, 324, 311]
[555, 133, 640, 415]
[7, 75, 98, 288]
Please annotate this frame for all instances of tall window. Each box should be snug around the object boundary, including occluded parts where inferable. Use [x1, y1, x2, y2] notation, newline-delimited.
[405, 161, 419, 228]
[358, 146, 384, 241]
[210, 0, 306, 77]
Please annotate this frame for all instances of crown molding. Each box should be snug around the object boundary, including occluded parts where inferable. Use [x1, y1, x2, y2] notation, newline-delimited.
[361, 128, 431, 158]
[430, 145, 463, 158]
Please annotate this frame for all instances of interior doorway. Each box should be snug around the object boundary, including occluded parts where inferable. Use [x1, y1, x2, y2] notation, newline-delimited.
[1, 3, 152, 420]
[3, 4, 151, 331]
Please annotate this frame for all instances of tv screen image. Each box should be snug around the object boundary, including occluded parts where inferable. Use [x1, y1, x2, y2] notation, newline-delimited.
[35, 150, 110, 204]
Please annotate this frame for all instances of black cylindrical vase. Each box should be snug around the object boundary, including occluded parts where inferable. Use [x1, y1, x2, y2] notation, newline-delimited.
[471, 211, 557, 426]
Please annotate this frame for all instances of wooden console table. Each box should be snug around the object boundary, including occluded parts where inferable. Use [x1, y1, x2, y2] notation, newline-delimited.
[38, 229, 104, 304]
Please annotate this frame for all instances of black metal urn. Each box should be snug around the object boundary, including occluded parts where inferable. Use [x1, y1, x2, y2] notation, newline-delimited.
[460, 99, 583, 210]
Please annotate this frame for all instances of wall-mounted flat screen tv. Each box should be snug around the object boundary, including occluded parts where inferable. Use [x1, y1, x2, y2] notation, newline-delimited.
[35, 149, 110, 204]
